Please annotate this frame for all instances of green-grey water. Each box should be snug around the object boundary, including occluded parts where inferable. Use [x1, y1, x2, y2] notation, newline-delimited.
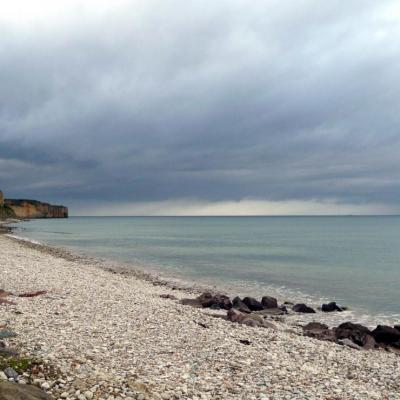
[13, 216, 400, 324]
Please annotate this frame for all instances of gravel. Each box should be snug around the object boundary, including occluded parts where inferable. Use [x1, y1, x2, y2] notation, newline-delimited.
[0, 235, 399, 399]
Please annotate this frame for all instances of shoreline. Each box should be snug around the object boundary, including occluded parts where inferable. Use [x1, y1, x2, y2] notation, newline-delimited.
[5, 225, 398, 329]
[1, 230, 400, 398]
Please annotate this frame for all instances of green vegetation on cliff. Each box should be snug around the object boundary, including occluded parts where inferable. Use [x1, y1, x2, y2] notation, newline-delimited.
[0, 205, 16, 220]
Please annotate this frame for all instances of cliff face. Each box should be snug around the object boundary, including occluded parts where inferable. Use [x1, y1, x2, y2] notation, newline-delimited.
[0, 190, 68, 219]
[4, 199, 68, 219]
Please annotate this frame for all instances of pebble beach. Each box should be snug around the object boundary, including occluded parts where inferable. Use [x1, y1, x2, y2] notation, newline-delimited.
[1, 234, 400, 400]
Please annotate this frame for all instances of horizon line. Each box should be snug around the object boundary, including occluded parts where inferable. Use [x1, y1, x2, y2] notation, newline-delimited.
[68, 214, 400, 218]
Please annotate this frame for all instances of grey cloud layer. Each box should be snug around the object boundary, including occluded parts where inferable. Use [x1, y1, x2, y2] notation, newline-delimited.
[1, 0, 400, 210]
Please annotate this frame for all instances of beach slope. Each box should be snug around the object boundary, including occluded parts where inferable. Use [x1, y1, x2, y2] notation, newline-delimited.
[0, 235, 399, 399]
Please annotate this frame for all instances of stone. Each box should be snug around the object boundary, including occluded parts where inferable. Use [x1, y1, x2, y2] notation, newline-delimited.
[232, 297, 251, 313]
[211, 294, 232, 310]
[261, 296, 278, 309]
[196, 292, 232, 310]
[180, 298, 202, 307]
[321, 302, 343, 312]
[0, 381, 53, 400]
[3, 368, 18, 380]
[18, 291, 47, 298]
[242, 297, 263, 311]
[338, 338, 363, 350]
[371, 325, 400, 345]
[0, 330, 17, 339]
[302, 322, 335, 341]
[292, 304, 316, 313]
[335, 322, 375, 349]
[159, 294, 178, 300]
[227, 308, 276, 329]
[394, 325, 400, 332]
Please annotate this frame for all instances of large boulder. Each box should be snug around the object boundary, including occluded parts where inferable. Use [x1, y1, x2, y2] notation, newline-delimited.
[242, 297, 263, 311]
[197, 292, 232, 310]
[261, 296, 278, 309]
[0, 381, 53, 400]
[227, 308, 276, 329]
[181, 292, 232, 309]
[302, 322, 335, 341]
[212, 294, 233, 310]
[292, 303, 316, 313]
[321, 302, 343, 312]
[335, 322, 375, 349]
[232, 297, 251, 313]
[371, 325, 400, 345]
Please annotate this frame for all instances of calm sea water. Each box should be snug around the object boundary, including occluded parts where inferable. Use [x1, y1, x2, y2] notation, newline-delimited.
[13, 216, 400, 324]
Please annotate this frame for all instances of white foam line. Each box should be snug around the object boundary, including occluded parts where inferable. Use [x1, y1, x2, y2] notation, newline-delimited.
[5, 233, 42, 245]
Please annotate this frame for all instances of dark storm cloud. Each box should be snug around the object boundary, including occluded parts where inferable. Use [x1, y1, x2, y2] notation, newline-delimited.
[1, 0, 400, 212]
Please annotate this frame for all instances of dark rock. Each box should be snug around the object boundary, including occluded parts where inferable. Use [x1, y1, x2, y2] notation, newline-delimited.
[292, 303, 316, 313]
[159, 294, 178, 300]
[232, 297, 251, 313]
[303, 321, 328, 331]
[321, 302, 343, 312]
[303, 322, 335, 341]
[197, 292, 214, 307]
[227, 308, 276, 329]
[261, 296, 278, 309]
[283, 301, 294, 306]
[3, 367, 18, 380]
[279, 305, 288, 314]
[196, 292, 232, 310]
[239, 339, 251, 345]
[211, 294, 233, 310]
[335, 322, 375, 349]
[0, 381, 53, 400]
[372, 325, 400, 345]
[242, 297, 263, 311]
[180, 298, 202, 308]
[194, 321, 209, 329]
[18, 291, 47, 298]
[394, 325, 400, 332]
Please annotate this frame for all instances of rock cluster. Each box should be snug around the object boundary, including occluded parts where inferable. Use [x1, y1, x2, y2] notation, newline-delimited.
[303, 321, 400, 351]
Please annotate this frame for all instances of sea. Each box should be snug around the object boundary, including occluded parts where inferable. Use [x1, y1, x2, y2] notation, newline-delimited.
[11, 216, 400, 326]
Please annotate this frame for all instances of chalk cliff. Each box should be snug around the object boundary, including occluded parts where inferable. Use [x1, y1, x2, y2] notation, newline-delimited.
[0, 190, 68, 219]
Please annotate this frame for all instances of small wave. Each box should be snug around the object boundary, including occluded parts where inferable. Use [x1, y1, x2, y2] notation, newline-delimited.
[41, 231, 73, 235]
[5, 234, 43, 245]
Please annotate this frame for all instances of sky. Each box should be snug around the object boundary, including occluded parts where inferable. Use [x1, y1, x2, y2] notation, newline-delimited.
[1, 0, 400, 215]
